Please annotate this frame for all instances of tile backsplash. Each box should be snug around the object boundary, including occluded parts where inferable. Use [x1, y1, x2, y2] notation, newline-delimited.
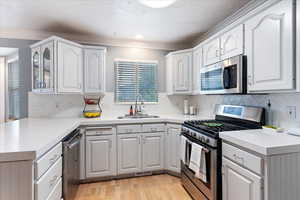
[29, 91, 300, 129]
[190, 93, 300, 129]
[28, 92, 188, 118]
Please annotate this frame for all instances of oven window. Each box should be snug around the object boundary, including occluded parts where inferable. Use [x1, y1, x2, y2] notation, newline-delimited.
[201, 68, 223, 91]
[223, 65, 237, 89]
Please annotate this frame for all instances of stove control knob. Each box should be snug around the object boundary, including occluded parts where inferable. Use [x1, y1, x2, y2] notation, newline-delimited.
[193, 132, 197, 137]
[201, 136, 205, 142]
[205, 138, 210, 143]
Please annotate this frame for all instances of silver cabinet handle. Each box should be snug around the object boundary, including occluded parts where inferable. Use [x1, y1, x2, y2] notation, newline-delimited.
[216, 49, 219, 57]
[49, 154, 58, 164]
[150, 128, 157, 132]
[233, 154, 244, 164]
[248, 75, 253, 86]
[109, 140, 112, 149]
[78, 83, 82, 89]
[138, 136, 141, 144]
[220, 48, 225, 55]
[49, 175, 59, 187]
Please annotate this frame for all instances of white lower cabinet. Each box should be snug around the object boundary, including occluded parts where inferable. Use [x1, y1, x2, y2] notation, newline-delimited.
[85, 135, 116, 178]
[46, 178, 62, 200]
[222, 157, 262, 200]
[117, 131, 165, 175]
[142, 132, 164, 171]
[165, 126, 181, 173]
[117, 133, 142, 174]
[35, 158, 62, 200]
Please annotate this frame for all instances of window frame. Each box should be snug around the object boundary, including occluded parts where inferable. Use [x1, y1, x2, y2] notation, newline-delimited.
[114, 59, 159, 104]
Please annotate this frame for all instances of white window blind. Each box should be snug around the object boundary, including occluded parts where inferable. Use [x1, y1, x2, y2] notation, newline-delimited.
[115, 60, 158, 103]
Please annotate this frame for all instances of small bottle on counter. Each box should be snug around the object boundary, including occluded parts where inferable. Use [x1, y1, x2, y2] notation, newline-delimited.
[129, 105, 133, 116]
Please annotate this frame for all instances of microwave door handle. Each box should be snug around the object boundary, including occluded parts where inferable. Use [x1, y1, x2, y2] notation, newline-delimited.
[221, 67, 225, 89]
[223, 67, 231, 89]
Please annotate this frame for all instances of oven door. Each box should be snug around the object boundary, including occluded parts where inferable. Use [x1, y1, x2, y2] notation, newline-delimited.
[181, 133, 219, 200]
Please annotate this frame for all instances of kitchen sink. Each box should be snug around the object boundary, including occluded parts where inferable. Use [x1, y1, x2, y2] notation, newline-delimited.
[118, 114, 160, 119]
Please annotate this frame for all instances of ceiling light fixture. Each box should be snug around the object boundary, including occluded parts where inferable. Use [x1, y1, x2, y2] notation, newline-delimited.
[135, 34, 144, 39]
[138, 0, 177, 8]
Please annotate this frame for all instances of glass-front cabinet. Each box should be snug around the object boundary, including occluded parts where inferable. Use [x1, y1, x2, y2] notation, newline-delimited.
[31, 41, 54, 92]
[32, 47, 41, 92]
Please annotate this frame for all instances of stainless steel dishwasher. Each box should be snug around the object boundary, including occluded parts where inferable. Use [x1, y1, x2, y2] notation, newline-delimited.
[63, 129, 82, 200]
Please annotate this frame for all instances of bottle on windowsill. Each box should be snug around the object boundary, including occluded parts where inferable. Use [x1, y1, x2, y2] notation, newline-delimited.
[129, 105, 133, 116]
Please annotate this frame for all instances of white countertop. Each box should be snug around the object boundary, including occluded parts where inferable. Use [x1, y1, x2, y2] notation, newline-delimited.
[0, 114, 208, 162]
[220, 128, 300, 156]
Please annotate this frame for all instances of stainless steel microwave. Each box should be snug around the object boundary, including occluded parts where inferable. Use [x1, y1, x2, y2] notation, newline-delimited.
[200, 55, 247, 94]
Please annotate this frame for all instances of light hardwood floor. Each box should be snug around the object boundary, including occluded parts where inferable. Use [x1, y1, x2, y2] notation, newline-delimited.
[75, 174, 192, 200]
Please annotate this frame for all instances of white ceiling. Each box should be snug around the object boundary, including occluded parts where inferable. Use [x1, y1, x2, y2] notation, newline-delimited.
[0, 0, 251, 48]
[0, 47, 18, 56]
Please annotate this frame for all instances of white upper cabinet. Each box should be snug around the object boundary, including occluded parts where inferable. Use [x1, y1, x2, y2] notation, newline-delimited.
[142, 132, 164, 172]
[220, 24, 244, 60]
[31, 36, 106, 94]
[40, 41, 55, 93]
[203, 38, 220, 66]
[192, 46, 203, 94]
[203, 25, 244, 66]
[32, 46, 41, 92]
[166, 49, 193, 95]
[31, 41, 55, 93]
[83, 47, 106, 94]
[245, 0, 294, 92]
[173, 52, 192, 93]
[57, 41, 83, 93]
[166, 55, 173, 95]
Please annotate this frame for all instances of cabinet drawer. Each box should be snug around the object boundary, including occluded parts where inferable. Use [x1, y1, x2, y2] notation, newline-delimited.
[86, 126, 115, 136]
[35, 157, 62, 200]
[117, 125, 142, 134]
[35, 143, 62, 179]
[222, 143, 262, 175]
[46, 178, 62, 200]
[142, 124, 165, 132]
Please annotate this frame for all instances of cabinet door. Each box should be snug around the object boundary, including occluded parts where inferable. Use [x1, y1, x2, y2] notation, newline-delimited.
[32, 46, 41, 92]
[84, 49, 105, 94]
[222, 158, 262, 200]
[192, 46, 203, 94]
[57, 41, 83, 93]
[85, 135, 116, 178]
[166, 127, 181, 173]
[117, 134, 142, 174]
[173, 52, 192, 93]
[142, 132, 164, 171]
[40, 41, 54, 92]
[166, 55, 173, 95]
[203, 38, 220, 66]
[245, 0, 294, 92]
[220, 24, 244, 60]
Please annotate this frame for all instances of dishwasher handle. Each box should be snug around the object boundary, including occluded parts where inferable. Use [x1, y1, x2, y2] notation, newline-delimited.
[66, 135, 82, 149]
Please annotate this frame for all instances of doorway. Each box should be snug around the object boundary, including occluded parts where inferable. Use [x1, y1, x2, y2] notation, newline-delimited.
[0, 47, 19, 122]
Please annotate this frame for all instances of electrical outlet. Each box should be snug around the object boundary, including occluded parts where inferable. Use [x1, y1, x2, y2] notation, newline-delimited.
[287, 106, 297, 120]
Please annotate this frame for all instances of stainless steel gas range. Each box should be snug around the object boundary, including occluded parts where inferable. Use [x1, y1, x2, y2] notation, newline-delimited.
[180, 104, 265, 200]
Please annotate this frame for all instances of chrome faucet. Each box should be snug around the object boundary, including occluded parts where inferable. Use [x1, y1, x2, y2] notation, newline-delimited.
[134, 94, 144, 114]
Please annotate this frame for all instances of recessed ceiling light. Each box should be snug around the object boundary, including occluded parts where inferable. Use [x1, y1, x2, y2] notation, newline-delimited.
[138, 0, 177, 8]
[135, 34, 144, 39]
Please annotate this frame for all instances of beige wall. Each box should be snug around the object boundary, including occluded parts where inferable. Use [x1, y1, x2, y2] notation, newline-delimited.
[0, 57, 5, 123]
